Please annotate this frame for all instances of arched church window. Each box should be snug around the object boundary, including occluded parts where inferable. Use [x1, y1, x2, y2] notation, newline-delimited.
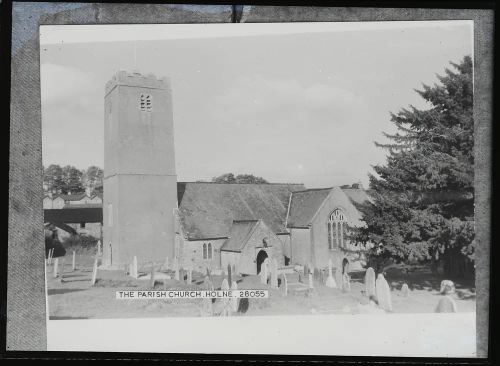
[328, 209, 347, 249]
[208, 243, 212, 259]
[203, 243, 207, 259]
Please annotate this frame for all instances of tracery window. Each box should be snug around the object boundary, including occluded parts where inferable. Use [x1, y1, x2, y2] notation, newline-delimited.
[328, 209, 347, 249]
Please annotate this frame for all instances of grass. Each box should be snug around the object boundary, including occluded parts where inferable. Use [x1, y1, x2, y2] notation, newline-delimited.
[46, 253, 476, 320]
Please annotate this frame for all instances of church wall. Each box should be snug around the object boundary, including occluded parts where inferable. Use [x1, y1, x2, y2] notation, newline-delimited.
[277, 233, 291, 261]
[290, 228, 311, 266]
[221, 222, 285, 275]
[310, 187, 365, 270]
[220, 251, 241, 274]
[181, 238, 225, 272]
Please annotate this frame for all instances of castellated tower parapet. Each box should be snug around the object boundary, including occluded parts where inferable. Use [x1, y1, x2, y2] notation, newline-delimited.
[105, 70, 171, 96]
[102, 70, 178, 269]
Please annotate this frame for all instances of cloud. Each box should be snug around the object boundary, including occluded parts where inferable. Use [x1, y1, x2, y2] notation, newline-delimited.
[40, 63, 100, 105]
[211, 74, 362, 133]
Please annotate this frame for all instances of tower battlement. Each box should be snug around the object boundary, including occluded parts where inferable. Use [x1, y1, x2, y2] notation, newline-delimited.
[105, 70, 171, 96]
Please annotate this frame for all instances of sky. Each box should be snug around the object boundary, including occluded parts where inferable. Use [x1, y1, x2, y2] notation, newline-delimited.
[40, 21, 473, 188]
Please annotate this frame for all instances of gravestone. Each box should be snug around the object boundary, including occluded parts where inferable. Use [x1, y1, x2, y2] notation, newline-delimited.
[270, 258, 278, 288]
[91, 257, 98, 286]
[260, 259, 269, 285]
[375, 273, 392, 311]
[202, 275, 214, 316]
[401, 283, 410, 297]
[187, 267, 192, 284]
[231, 281, 238, 313]
[59, 257, 65, 281]
[131, 256, 138, 279]
[282, 274, 288, 296]
[302, 264, 309, 283]
[221, 278, 230, 316]
[364, 267, 376, 297]
[440, 280, 455, 295]
[308, 272, 314, 289]
[325, 259, 337, 288]
[435, 295, 458, 313]
[335, 267, 343, 290]
[150, 263, 156, 288]
[72, 251, 76, 271]
[174, 261, 180, 281]
[227, 264, 232, 284]
[53, 258, 59, 278]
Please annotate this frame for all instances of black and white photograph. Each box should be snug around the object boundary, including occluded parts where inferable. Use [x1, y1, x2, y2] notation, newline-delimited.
[37, 20, 478, 355]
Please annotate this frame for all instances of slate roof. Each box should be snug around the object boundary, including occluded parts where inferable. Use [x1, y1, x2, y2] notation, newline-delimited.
[341, 188, 373, 207]
[221, 220, 260, 252]
[285, 188, 332, 228]
[176, 182, 305, 240]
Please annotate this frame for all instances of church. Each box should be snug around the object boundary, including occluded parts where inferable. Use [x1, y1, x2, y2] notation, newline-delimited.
[102, 71, 371, 276]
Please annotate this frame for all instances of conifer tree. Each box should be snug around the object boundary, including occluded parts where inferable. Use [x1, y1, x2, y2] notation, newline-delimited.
[356, 56, 474, 278]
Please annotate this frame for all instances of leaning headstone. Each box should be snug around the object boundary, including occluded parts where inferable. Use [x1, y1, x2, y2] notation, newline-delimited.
[231, 281, 238, 313]
[364, 267, 376, 297]
[440, 280, 455, 295]
[72, 251, 76, 271]
[401, 283, 410, 297]
[53, 258, 59, 278]
[325, 259, 337, 288]
[375, 273, 392, 311]
[131, 256, 138, 279]
[91, 257, 98, 286]
[270, 258, 278, 288]
[435, 296, 458, 313]
[227, 264, 232, 285]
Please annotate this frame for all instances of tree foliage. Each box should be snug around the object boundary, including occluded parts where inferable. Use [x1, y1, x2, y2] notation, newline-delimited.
[355, 56, 474, 277]
[82, 166, 104, 194]
[211, 173, 269, 184]
[43, 164, 104, 195]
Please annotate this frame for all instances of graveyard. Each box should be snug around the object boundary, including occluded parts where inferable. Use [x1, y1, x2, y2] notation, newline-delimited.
[46, 248, 476, 320]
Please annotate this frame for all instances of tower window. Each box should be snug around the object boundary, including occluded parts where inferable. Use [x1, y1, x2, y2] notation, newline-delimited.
[140, 94, 153, 112]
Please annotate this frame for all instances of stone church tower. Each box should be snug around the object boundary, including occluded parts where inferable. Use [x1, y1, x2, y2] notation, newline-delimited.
[102, 71, 178, 268]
